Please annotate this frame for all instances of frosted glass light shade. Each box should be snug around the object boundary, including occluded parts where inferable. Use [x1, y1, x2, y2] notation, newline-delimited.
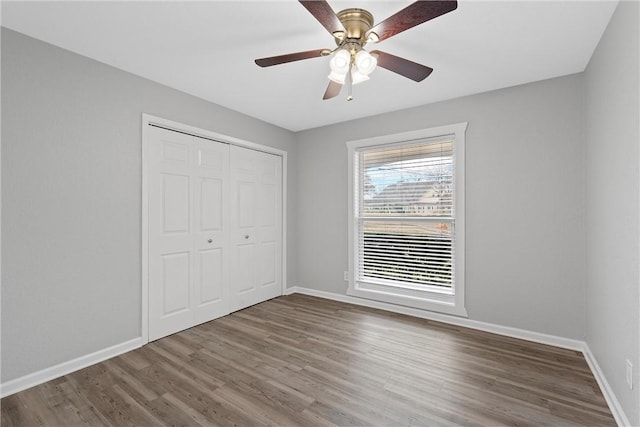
[351, 68, 370, 85]
[330, 49, 351, 74]
[328, 70, 347, 84]
[355, 50, 377, 75]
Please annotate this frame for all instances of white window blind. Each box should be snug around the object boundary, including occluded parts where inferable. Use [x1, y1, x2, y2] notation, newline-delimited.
[356, 137, 455, 290]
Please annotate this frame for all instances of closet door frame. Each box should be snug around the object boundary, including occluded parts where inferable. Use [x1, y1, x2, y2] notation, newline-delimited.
[141, 114, 287, 345]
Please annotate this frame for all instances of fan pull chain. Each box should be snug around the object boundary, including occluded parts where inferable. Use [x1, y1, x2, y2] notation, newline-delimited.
[347, 64, 354, 101]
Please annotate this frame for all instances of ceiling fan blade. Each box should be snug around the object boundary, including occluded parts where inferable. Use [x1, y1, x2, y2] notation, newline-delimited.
[366, 1, 457, 43]
[255, 49, 328, 67]
[299, 0, 346, 36]
[323, 81, 343, 100]
[370, 50, 433, 82]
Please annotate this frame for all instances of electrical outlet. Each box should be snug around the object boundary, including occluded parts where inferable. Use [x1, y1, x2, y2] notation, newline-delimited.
[343, 271, 349, 281]
[626, 360, 633, 390]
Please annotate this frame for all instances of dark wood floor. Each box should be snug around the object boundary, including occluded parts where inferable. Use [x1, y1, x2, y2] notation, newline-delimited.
[2, 294, 616, 426]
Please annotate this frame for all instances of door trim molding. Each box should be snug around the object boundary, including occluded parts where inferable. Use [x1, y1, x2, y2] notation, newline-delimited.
[141, 114, 288, 344]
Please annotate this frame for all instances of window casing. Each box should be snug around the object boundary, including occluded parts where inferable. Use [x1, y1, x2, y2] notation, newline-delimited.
[347, 123, 467, 316]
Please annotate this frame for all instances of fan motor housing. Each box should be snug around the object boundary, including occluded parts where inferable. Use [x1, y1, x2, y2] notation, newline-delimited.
[335, 8, 374, 43]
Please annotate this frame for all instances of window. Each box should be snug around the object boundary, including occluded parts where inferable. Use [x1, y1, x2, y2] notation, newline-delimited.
[347, 123, 467, 316]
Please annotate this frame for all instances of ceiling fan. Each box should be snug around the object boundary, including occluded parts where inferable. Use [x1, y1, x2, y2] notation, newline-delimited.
[255, 0, 458, 101]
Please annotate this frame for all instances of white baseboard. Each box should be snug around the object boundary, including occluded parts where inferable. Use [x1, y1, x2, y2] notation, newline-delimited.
[583, 343, 632, 427]
[286, 286, 584, 350]
[0, 337, 143, 398]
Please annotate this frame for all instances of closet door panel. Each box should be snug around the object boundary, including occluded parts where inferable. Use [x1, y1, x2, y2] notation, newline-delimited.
[256, 152, 282, 300]
[161, 252, 191, 314]
[148, 127, 195, 341]
[229, 147, 258, 310]
[193, 139, 230, 324]
[198, 249, 223, 303]
[229, 146, 282, 311]
[149, 127, 231, 340]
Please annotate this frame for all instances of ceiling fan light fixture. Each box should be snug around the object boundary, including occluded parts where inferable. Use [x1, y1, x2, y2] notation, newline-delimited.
[355, 50, 377, 75]
[330, 48, 351, 73]
[255, 0, 457, 101]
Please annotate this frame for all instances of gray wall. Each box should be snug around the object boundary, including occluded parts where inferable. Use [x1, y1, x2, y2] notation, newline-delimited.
[296, 74, 586, 340]
[585, 1, 640, 425]
[1, 28, 298, 382]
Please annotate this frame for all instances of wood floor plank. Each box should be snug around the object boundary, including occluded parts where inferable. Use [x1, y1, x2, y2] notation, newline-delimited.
[1, 294, 617, 426]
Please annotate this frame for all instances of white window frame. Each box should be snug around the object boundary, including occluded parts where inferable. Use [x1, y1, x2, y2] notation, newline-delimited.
[346, 123, 468, 317]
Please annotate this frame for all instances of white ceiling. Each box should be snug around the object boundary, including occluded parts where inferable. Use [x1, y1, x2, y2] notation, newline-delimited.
[2, 0, 618, 132]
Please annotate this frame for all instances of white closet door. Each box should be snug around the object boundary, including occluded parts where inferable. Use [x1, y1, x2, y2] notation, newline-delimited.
[229, 146, 282, 312]
[192, 138, 230, 325]
[148, 126, 230, 341]
[255, 150, 282, 303]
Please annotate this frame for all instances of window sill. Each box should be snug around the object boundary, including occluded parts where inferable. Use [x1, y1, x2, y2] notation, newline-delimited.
[348, 280, 468, 317]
